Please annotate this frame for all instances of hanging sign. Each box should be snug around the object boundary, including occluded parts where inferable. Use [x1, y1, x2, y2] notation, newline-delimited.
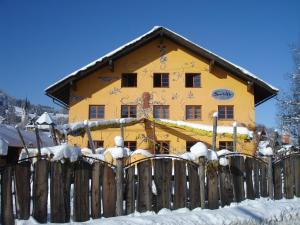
[212, 89, 234, 100]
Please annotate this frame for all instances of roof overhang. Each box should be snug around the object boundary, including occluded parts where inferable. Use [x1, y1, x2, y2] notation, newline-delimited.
[45, 26, 278, 108]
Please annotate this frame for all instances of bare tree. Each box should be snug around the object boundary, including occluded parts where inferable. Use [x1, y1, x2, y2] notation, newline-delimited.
[277, 43, 300, 145]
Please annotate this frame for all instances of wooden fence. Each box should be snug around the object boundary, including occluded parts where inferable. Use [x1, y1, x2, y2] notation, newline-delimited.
[1, 153, 300, 224]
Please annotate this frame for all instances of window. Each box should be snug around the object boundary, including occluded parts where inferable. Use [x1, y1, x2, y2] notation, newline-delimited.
[124, 141, 137, 151]
[186, 105, 201, 120]
[185, 73, 201, 87]
[186, 141, 198, 152]
[121, 105, 137, 118]
[121, 73, 137, 87]
[153, 73, 169, 87]
[219, 141, 233, 151]
[89, 105, 105, 119]
[153, 105, 169, 119]
[155, 141, 170, 154]
[218, 105, 234, 119]
[88, 140, 104, 149]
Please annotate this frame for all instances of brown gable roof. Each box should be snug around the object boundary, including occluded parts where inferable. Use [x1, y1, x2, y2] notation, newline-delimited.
[45, 26, 278, 107]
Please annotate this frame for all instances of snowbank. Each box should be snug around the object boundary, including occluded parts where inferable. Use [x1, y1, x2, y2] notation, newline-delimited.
[16, 198, 300, 225]
[259, 146, 273, 156]
[19, 144, 81, 163]
[190, 142, 208, 158]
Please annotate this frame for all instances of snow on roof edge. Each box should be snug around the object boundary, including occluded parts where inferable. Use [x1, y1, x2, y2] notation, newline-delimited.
[45, 26, 278, 92]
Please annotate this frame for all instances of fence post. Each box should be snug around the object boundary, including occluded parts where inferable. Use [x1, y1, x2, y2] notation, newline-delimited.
[84, 120, 95, 154]
[233, 122, 237, 152]
[198, 156, 206, 209]
[267, 155, 274, 199]
[212, 112, 218, 152]
[116, 123, 124, 216]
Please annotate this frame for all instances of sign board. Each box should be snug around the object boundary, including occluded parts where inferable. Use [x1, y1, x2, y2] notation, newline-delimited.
[212, 89, 234, 100]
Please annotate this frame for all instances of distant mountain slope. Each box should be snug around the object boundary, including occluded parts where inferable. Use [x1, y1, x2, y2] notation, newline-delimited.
[0, 90, 68, 125]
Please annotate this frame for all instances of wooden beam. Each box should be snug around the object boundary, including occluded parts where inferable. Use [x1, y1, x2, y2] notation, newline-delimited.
[108, 59, 114, 72]
[209, 60, 215, 73]
[15, 125, 30, 157]
[85, 121, 95, 154]
[34, 126, 42, 156]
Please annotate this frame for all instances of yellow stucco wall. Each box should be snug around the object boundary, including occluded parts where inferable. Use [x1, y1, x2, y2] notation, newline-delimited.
[68, 37, 255, 155]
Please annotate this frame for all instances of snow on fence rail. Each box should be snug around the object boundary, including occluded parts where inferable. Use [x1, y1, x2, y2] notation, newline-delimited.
[1, 153, 300, 224]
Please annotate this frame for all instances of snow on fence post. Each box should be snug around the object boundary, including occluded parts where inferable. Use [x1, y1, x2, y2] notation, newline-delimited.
[198, 156, 206, 209]
[233, 122, 237, 152]
[212, 112, 218, 152]
[116, 123, 125, 216]
[84, 120, 95, 154]
[259, 146, 274, 199]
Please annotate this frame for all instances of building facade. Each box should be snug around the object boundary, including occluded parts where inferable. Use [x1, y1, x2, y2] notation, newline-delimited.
[46, 27, 278, 155]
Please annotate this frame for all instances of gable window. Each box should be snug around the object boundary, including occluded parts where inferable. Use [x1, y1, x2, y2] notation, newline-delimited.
[153, 105, 169, 119]
[121, 105, 137, 118]
[218, 105, 234, 120]
[185, 73, 201, 88]
[186, 105, 201, 120]
[89, 105, 105, 119]
[124, 141, 137, 151]
[153, 73, 169, 87]
[88, 140, 104, 149]
[219, 141, 233, 151]
[186, 141, 198, 152]
[122, 73, 137, 87]
[155, 141, 170, 154]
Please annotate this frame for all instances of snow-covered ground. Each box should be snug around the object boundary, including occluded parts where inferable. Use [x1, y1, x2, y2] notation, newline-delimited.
[16, 198, 300, 225]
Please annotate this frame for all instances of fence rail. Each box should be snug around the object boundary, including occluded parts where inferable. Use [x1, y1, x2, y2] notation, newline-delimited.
[1, 153, 300, 224]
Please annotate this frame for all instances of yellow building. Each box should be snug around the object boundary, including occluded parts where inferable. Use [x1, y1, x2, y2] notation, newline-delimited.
[45, 26, 278, 155]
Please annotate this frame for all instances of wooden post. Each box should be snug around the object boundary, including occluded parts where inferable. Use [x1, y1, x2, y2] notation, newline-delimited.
[212, 112, 218, 152]
[233, 122, 237, 152]
[1, 166, 14, 225]
[116, 123, 125, 216]
[50, 124, 58, 145]
[34, 126, 42, 156]
[15, 125, 30, 156]
[15, 161, 31, 220]
[267, 156, 274, 199]
[198, 156, 206, 209]
[85, 120, 95, 154]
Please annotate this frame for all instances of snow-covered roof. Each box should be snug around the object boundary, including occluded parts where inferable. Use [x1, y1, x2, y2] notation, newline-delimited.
[45, 26, 278, 107]
[0, 124, 54, 148]
[36, 112, 54, 125]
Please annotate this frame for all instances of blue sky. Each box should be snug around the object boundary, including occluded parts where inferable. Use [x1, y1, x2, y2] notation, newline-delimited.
[0, 0, 299, 127]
